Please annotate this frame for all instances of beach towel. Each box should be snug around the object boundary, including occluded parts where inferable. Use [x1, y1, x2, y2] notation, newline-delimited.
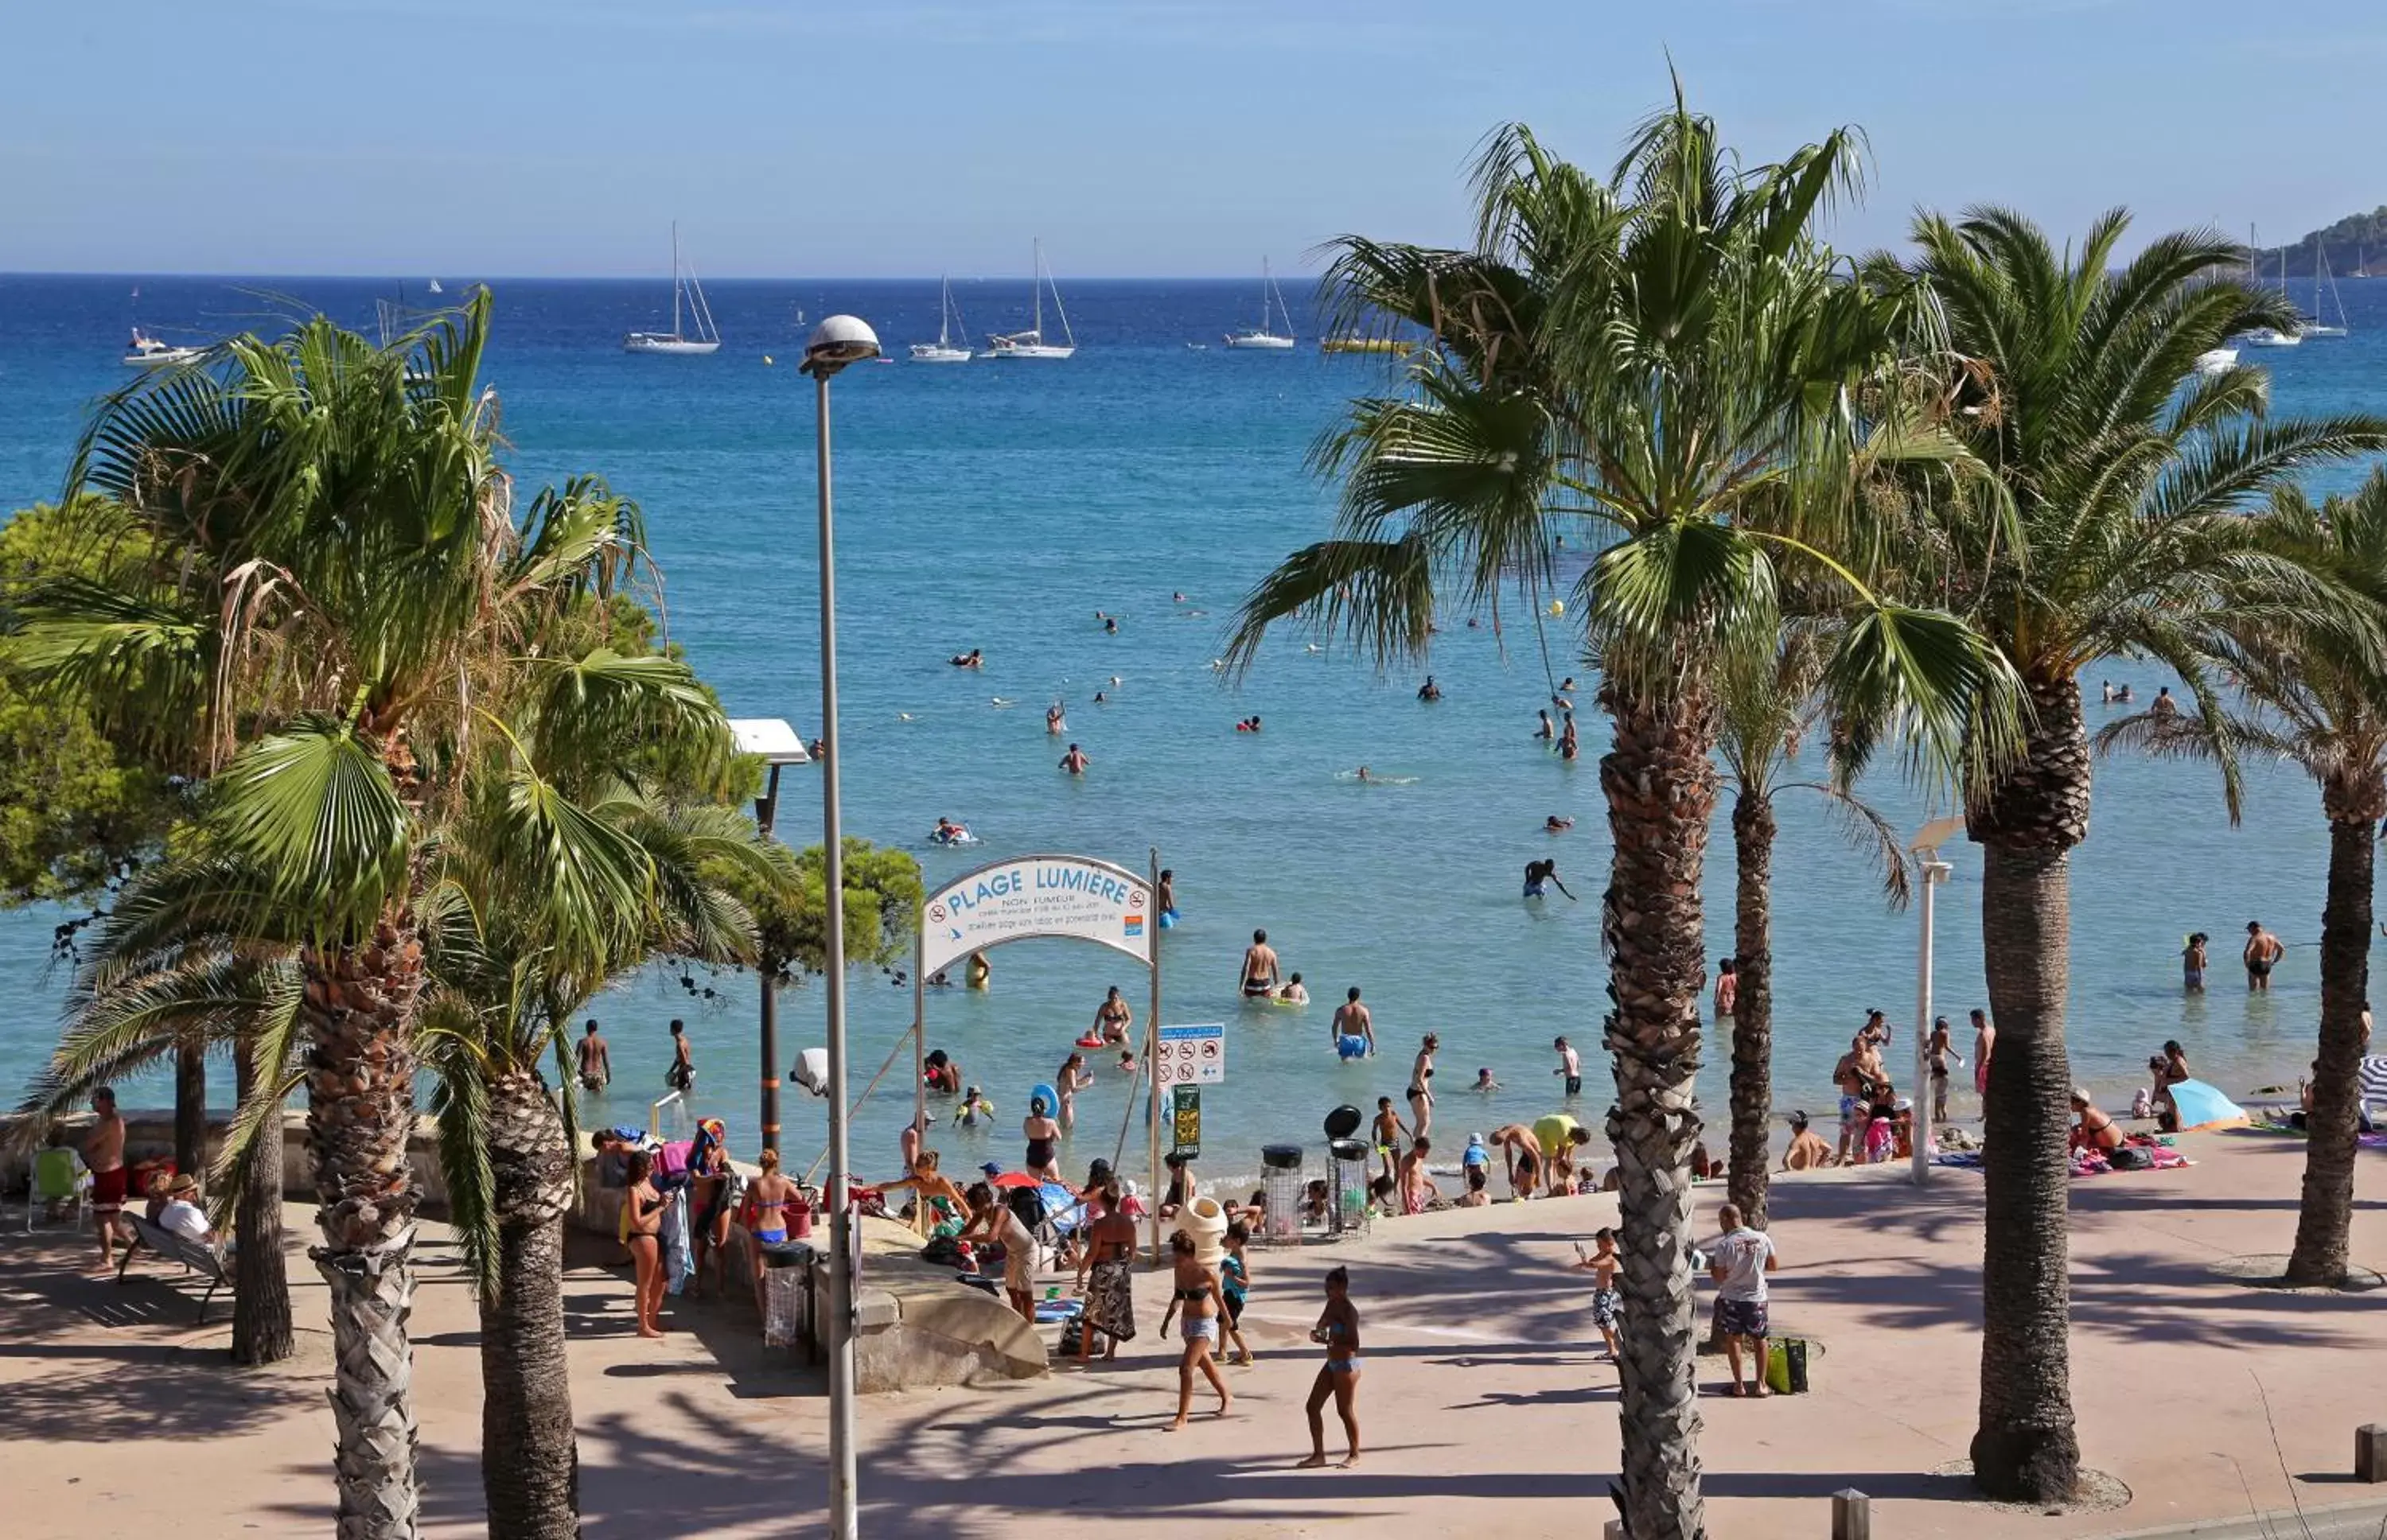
[2361, 1056, 2387, 1106]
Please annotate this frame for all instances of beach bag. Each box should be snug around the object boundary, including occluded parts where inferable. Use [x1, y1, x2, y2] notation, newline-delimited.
[919, 1233, 965, 1266]
[1766, 1336, 1810, 1394]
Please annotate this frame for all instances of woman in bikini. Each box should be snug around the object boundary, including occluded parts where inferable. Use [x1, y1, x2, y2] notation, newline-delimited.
[1407, 1034, 1439, 1141]
[1022, 1099, 1064, 1183]
[1055, 1052, 1095, 1130]
[1159, 1229, 1232, 1429]
[1299, 1265, 1362, 1468]
[742, 1149, 807, 1315]
[880, 1149, 975, 1231]
[1092, 986, 1135, 1045]
[625, 1150, 668, 1339]
[2069, 1089, 2124, 1153]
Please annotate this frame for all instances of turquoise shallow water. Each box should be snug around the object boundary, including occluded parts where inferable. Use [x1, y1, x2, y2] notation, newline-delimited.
[3, 272, 2385, 1193]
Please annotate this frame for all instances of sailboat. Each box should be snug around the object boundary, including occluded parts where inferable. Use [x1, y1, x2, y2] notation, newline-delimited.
[2300, 244, 2350, 337]
[985, 240, 1076, 359]
[2240, 224, 2303, 348]
[1224, 258, 1297, 349]
[910, 277, 973, 363]
[427, 278, 443, 294]
[623, 222, 722, 355]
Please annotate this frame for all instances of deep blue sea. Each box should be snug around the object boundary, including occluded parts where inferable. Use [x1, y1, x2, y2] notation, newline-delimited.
[3, 270, 2385, 1192]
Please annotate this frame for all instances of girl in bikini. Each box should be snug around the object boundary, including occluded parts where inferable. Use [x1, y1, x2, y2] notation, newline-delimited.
[1299, 1265, 1362, 1467]
[1055, 1052, 1095, 1130]
[625, 1150, 668, 1339]
[742, 1149, 807, 1313]
[1159, 1229, 1232, 1429]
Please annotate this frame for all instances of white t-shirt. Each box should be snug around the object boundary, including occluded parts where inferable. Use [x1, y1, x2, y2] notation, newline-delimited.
[158, 1199, 214, 1245]
[1711, 1227, 1774, 1301]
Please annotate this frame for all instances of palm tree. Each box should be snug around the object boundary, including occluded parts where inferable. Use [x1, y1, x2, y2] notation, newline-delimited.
[1715, 627, 1910, 1228]
[2097, 472, 2387, 1287]
[1226, 99, 2016, 1540]
[422, 768, 778, 1540]
[2, 294, 671, 1538]
[1890, 208, 2387, 1501]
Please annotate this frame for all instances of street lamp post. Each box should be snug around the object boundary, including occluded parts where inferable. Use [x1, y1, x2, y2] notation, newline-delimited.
[802, 315, 878, 1540]
[1909, 816, 1965, 1187]
[728, 718, 811, 1157]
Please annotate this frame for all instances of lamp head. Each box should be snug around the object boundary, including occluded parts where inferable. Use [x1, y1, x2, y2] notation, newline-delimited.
[802, 314, 880, 377]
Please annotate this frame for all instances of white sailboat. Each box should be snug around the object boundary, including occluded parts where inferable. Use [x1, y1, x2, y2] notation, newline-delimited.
[1224, 258, 1297, 349]
[427, 278, 444, 294]
[2194, 347, 2239, 375]
[986, 240, 1076, 359]
[910, 277, 974, 362]
[2240, 224, 2303, 348]
[623, 223, 722, 355]
[2301, 243, 2350, 337]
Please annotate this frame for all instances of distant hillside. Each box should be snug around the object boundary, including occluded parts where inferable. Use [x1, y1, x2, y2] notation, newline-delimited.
[2255, 208, 2387, 278]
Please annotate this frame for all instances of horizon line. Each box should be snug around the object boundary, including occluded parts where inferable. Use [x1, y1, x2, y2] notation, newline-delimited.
[0, 270, 1321, 285]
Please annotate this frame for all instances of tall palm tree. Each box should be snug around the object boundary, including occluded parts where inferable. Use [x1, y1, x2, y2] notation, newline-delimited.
[1227, 100, 2016, 1540]
[422, 773, 777, 1540]
[2098, 472, 2387, 1287]
[1890, 209, 2387, 1501]
[1715, 627, 1910, 1229]
[2, 294, 670, 1538]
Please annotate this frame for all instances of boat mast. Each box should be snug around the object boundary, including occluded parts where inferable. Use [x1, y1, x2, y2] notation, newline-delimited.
[671, 221, 683, 340]
[1032, 240, 1045, 340]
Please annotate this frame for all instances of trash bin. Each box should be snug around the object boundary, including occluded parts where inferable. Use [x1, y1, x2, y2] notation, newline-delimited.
[1327, 1137, 1371, 1237]
[1260, 1143, 1304, 1244]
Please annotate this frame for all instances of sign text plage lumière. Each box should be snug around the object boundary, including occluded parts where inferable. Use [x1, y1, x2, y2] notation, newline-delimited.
[919, 855, 1153, 978]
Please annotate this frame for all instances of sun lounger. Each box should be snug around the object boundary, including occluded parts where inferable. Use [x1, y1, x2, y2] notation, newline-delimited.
[118, 1211, 229, 1323]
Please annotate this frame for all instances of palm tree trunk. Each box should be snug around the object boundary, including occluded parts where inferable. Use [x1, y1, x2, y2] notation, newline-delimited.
[175, 1039, 208, 1177]
[481, 1068, 582, 1540]
[1598, 679, 1719, 1540]
[2284, 776, 2382, 1285]
[1727, 790, 1776, 1230]
[231, 1035, 293, 1366]
[1965, 675, 2086, 1503]
[303, 919, 427, 1540]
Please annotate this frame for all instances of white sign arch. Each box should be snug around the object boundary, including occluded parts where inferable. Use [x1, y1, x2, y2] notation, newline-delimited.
[918, 853, 1154, 979]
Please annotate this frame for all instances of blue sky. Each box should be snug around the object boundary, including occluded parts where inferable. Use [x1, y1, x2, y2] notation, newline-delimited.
[3, 0, 2378, 277]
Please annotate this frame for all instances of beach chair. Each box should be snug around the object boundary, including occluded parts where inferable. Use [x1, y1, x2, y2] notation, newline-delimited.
[118, 1211, 230, 1323]
[26, 1147, 89, 1232]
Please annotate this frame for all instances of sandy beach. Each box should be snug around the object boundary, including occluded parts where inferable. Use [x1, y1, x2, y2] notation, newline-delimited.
[2, 1126, 2377, 1538]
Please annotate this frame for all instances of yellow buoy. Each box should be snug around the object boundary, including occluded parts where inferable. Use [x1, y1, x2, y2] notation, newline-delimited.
[1547, 599, 1565, 617]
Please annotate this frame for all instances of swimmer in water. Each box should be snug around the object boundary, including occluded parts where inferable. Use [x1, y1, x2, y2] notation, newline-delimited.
[1277, 972, 1310, 1004]
[990, 696, 1015, 708]
[1173, 591, 1187, 603]
[1109, 675, 1123, 686]
[1523, 858, 1576, 900]
[1104, 616, 1118, 635]
[1093, 690, 1107, 704]
[1559, 713, 1579, 762]
[1544, 815, 1573, 834]
[1046, 702, 1067, 735]
[1060, 743, 1089, 775]
[1535, 709, 1554, 741]
[1473, 1068, 1499, 1091]
[948, 648, 983, 668]
[1417, 675, 1443, 702]
[1354, 766, 1371, 783]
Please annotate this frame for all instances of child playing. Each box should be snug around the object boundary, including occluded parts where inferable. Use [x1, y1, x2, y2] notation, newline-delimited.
[1572, 1227, 1623, 1363]
[1370, 1096, 1408, 1184]
[1218, 1220, 1255, 1364]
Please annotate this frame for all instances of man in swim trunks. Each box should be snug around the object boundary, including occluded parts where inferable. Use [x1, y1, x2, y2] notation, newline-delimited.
[1417, 676, 1442, 702]
[1240, 930, 1281, 999]
[1332, 986, 1375, 1058]
[1059, 742, 1088, 775]
[1369, 1097, 1407, 1183]
[1573, 1227, 1624, 1361]
[1781, 1110, 1834, 1170]
[2244, 919, 2284, 990]
[1523, 858, 1576, 900]
[1830, 1032, 1885, 1163]
[1553, 1036, 1582, 1096]
[1489, 1122, 1540, 1197]
[1156, 868, 1178, 924]
[1535, 709, 1555, 740]
[576, 1019, 611, 1094]
[84, 1087, 128, 1272]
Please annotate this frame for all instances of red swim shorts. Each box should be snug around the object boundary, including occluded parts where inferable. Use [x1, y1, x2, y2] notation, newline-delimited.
[90, 1166, 129, 1213]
